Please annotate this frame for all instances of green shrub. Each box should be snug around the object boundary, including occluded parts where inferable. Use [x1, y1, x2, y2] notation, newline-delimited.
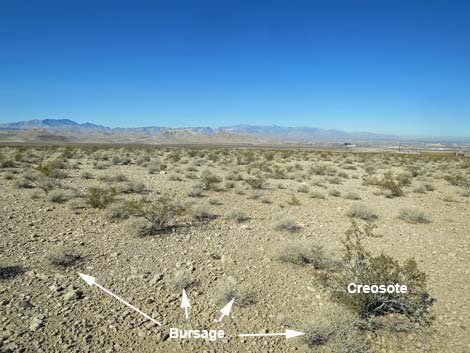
[245, 175, 266, 189]
[200, 170, 221, 190]
[126, 194, 187, 234]
[37, 160, 67, 178]
[84, 187, 116, 208]
[323, 221, 434, 324]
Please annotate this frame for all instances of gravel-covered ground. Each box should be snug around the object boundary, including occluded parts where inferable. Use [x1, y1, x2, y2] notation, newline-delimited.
[1, 146, 469, 353]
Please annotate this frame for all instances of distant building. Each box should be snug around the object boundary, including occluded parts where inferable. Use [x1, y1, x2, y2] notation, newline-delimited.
[343, 142, 356, 148]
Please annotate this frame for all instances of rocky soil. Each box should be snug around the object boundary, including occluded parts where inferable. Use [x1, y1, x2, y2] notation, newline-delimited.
[1, 146, 469, 352]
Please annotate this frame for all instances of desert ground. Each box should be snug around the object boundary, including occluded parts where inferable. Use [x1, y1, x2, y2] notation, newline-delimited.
[1, 145, 469, 353]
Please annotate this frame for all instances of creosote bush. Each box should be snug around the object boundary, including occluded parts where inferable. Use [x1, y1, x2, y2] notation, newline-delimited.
[126, 194, 187, 235]
[323, 221, 434, 324]
[199, 170, 221, 190]
[245, 175, 266, 189]
[84, 187, 116, 208]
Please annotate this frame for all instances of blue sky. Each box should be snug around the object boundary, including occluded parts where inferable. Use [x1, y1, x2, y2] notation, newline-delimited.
[1, 0, 469, 137]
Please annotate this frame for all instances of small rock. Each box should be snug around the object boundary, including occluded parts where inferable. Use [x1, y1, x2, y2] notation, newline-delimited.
[29, 317, 43, 331]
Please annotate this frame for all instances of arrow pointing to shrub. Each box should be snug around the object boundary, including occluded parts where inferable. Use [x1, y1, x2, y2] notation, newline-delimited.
[181, 289, 190, 320]
[239, 329, 305, 339]
[78, 273, 162, 326]
[218, 298, 235, 322]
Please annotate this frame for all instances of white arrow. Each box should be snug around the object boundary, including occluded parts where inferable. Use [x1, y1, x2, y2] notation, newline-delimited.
[239, 329, 305, 339]
[78, 273, 162, 326]
[218, 298, 235, 322]
[181, 289, 190, 320]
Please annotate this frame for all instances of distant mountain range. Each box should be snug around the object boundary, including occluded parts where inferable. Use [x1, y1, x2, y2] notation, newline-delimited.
[0, 118, 401, 145]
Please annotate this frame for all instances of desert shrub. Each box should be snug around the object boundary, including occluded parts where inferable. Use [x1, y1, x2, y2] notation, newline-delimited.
[126, 194, 187, 233]
[124, 218, 155, 237]
[192, 205, 215, 220]
[377, 173, 404, 197]
[398, 208, 430, 224]
[48, 189, 72, 203]
[346, 204, 378, 222]
[445, 173, 470, 189]
[396, 173, 412, 186]
[14, 177, 35, 189]
[168, 173, 183, 181]
[208, 197, 223, 205]
[247, 190, 264, 200]
[259, 196, 272, 204]
[84, 187, 116, 208]
[214, 277, 256, 307]
[344, 192, 361, 200]
[245, 175, 266, 189]
[297, 184, 309, 193]
[328, 189, 341, 197]
[200, 170, 221, 190]
[0, 159, 16, 168]
[272, 216, 301, 232]
[224, 208, 249, 222]
[310, 190, 326, 199]
[37, 159, 67, 178]
[185, 171, 198, 179]
[303, 306, 366, 351]
[287, 195, 301, 205]
[224, 180, 236, 189]
[442, 195, 456, 202]
[413, 186, 426, 193]
[225, 172, 242, 181]
[46, 248, 81, 267]
[98, 173, 128, 182]
[276, 241, 330, 269]
[188, 186, 204, 197]
[323, 221, 433, 324]
[3, 172, 14, 180]
[327, 176, 342, 184]
[423, 182, 434, 191]
[170, 270, 197, 290]
[147, 162, 161, 174]
[106, 201, 133, 220]
[118, 181, 146, 194]
[35, 177, 60, 194]
[311, 165, 327, 175]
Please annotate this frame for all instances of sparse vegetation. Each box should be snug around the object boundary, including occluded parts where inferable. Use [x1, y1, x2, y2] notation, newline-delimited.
[272, 216, 301, 232]
[398, 208, 430, 224]
[346, 204, 378, 222]
[224, 208, 249, 222]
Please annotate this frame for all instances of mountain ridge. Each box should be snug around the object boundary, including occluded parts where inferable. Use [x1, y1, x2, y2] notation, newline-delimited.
[0, 119, 399, 143]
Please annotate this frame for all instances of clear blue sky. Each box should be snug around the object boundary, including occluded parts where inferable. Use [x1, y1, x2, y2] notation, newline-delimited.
[1, 0, 469, 137]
